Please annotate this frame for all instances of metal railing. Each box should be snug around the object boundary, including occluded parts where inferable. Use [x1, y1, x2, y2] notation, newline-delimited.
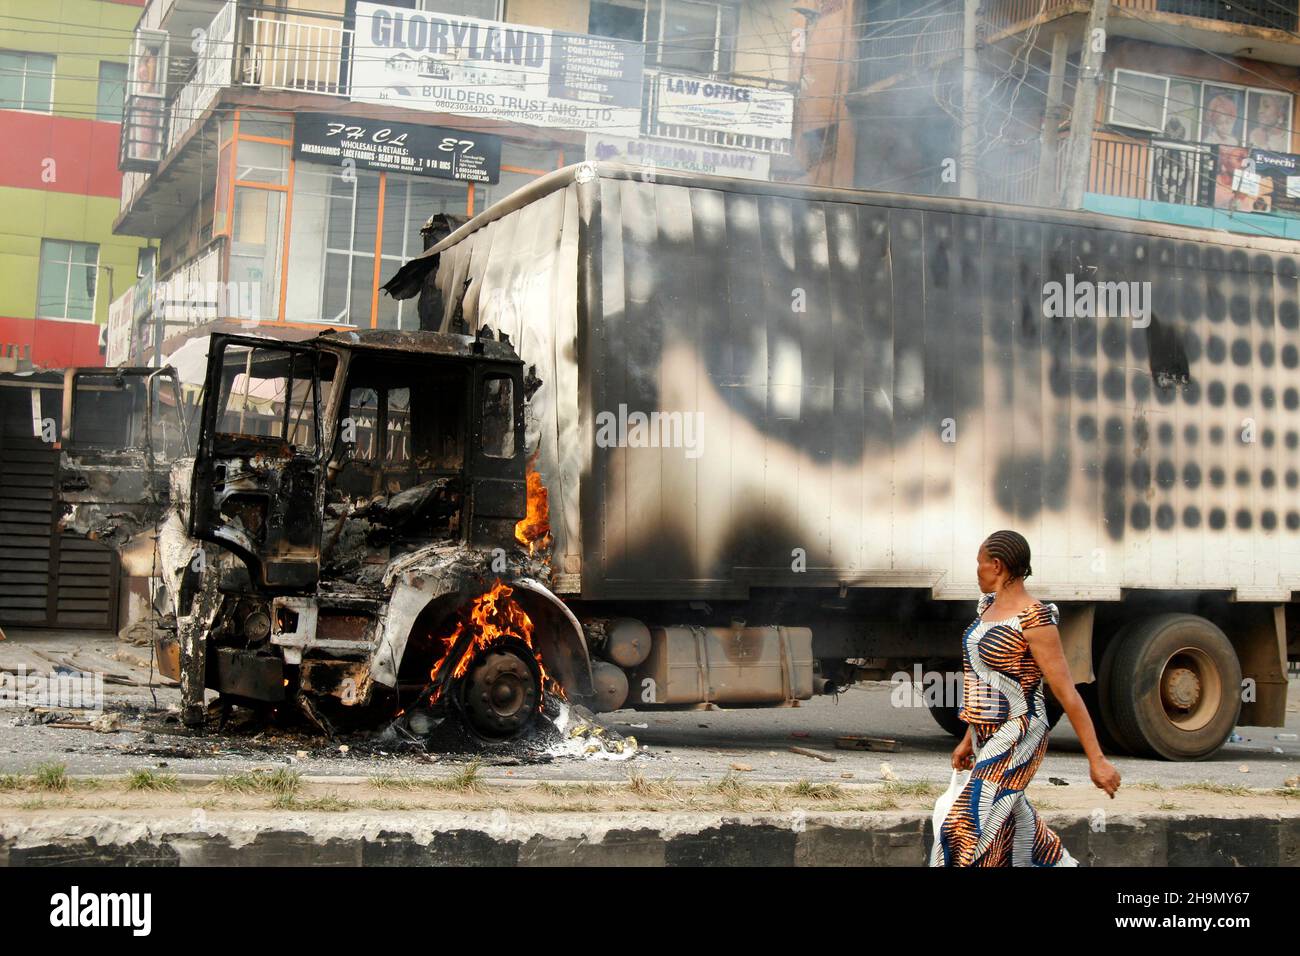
[857, 8, 963, 90]
[1151, 0, 1298, 32]
[1088, 134, 1216, 205]
[243, 14, 352, 96]
[981, 0, 1079, 35]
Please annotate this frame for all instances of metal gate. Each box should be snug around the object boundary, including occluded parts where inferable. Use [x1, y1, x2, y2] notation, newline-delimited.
[0, 439, 119, 630]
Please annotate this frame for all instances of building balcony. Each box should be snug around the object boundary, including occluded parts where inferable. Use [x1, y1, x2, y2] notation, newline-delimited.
[1081, 129, 1300, 237]
[858, 0, 1300, 97]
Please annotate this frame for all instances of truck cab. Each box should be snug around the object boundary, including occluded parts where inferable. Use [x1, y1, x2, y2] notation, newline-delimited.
[176, 328, 594, 739]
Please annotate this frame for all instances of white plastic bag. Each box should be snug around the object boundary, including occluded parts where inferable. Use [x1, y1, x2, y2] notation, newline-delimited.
[931, 768, 971, 834]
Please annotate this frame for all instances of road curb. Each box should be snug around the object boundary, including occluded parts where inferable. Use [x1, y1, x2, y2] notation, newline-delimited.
[3, 810, 1298, 866]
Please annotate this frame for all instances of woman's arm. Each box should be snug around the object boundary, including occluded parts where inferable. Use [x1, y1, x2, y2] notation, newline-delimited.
[1025, 622, 1122, 798]
[951, 723, 974, 770]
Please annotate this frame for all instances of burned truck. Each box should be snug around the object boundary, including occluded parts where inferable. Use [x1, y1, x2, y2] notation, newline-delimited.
[173, 163, 1299, 760]
[168, 329, 603, 740]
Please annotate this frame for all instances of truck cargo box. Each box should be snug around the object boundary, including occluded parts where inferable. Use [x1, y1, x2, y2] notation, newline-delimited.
[389, 163, 1300, 606]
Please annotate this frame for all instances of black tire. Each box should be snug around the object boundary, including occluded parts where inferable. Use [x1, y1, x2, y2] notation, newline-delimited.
[1078, 681, 1128, 755]
[1101, 614, 1241, 761]
[924, 679, 1063, 736]
[1043, 687, 1065, 730]
[926, 698, 967, 738]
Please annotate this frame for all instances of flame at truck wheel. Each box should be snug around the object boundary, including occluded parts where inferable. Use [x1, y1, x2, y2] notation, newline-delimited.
[426, 580, 560, 707]
[514, 459, 551, 556]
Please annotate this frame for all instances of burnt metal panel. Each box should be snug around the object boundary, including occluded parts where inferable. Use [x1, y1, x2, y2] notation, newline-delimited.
[417, 164, 1300, 603]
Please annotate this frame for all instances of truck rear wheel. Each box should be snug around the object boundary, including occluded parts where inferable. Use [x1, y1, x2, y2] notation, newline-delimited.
[924, 680, 1064, 737]
[926, 699, 967, 738]
[1099, 614, 1241, 761]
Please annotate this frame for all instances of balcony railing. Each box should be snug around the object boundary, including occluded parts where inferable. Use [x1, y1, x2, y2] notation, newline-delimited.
[1152, 0, 1298, 32]
[858, 9, 963, 90]
[982, 0, 1079, 35]
[242, 13, 352, 96]
[1088, 133, 1218, 205]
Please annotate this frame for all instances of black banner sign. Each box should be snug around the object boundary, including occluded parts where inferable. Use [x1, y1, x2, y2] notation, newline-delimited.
[293, 114, 501, 183]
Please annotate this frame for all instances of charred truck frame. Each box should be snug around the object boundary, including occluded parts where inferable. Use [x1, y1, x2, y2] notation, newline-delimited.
[161, 163, 1299, 760]
[170, 329, 596, 741]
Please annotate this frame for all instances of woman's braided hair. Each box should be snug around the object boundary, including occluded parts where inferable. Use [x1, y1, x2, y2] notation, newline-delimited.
[983, 530, 1032, 581]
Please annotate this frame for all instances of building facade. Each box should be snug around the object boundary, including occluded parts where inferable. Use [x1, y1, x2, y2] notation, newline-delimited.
[108, 0, 802, 365]
[0, 0, 150, 370]
[838, 0, 1300, 239]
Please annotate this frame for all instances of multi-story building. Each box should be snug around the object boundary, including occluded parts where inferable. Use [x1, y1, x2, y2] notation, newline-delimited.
[836, 0, 1300, 238]
[0, 0, 150, 370]
[108, 0, 801, 366]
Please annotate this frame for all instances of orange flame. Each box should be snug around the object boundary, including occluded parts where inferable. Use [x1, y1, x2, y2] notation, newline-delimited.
[427, 580, 561, 703]
[514, 458, 552, 555]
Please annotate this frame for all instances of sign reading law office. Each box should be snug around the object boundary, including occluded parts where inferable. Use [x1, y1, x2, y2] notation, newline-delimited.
[293, 114, 502, 183]
[351, 1, 645, 135]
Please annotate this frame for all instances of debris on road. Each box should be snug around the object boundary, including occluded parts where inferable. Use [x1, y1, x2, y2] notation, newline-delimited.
[788, 745, 836, 763]
[835, 734, 899, 752]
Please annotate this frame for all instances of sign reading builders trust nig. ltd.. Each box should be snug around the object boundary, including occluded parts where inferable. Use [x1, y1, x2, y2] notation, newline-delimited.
[351, 1, 645, 135]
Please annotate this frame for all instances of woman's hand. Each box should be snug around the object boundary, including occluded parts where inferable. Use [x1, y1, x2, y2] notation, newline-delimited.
[952, 732, 974, 771]
[1090, 755, 1121, 798]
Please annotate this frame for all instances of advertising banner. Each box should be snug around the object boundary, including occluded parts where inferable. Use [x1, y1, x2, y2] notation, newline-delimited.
[586, 133, 770, 181]
[294, 113, 502, 182]
[653, 72, 794, 141]
[351, 2, 645, 135]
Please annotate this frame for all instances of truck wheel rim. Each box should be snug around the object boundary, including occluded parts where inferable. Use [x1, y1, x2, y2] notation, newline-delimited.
[458, 640, 540, 741]
[1157, 646, 1221, 733]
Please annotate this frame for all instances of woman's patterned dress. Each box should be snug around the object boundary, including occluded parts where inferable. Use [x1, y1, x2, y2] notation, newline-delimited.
[929, 592, 1078, 867]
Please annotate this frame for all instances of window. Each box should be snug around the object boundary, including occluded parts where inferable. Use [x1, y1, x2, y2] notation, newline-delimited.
[96, 61, 127, 122]
[418, 0, 501, 16]
[1109, 70, 1167, 134]
[649, 0, 738, 75]
[590, 0, 647, 41]
[1110, 69, 1292, 150]
[37, 241, 99, 321]
[0, 51, 54, 112]
[229, 187, 285, 324]
[287, 166, 469, 329]
[481, 376, 515, 458]
[215, 346, 320, 451]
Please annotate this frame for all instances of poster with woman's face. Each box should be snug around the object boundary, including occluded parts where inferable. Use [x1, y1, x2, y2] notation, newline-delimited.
[1202, 85, 1244, 146]
[1247, 91, 1291, 152]
[1164, 80, 1201, 142]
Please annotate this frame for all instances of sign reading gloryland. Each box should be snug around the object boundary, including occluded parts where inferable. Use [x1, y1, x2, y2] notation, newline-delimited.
[351, 1, 645, 135]
[294, 113, 502, 183]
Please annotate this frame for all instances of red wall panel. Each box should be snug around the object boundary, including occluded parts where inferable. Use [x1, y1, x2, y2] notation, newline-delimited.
[0, 112, 125, 199]
[0, 316, 104, 369]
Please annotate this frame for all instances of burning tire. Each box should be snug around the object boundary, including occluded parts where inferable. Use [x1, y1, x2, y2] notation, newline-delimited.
[455, 637, 543, 742]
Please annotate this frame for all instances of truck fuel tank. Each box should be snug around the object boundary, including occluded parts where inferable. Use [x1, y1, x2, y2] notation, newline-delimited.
[627, 625, 814, 707]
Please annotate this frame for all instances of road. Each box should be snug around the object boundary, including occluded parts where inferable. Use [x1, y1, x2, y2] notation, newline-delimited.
[2, 628, 1297, 792]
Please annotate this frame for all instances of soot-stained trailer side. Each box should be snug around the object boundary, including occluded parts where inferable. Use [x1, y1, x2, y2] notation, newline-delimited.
[418, 163, 1300, 606]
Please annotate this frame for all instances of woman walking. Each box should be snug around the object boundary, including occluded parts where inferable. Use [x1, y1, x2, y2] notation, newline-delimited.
[931, 530, 1121, 867]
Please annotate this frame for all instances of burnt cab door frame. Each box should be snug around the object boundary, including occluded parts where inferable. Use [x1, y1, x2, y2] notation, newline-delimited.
[190, 334, 333, 591]
[467, 360, 526, 549]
